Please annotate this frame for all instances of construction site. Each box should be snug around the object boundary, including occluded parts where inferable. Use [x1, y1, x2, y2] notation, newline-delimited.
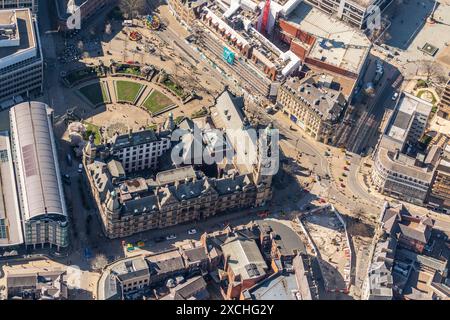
[297, 205, 352, 294]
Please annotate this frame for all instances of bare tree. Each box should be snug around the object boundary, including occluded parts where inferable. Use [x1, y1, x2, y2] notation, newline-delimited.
[118, 0, 147, 19]
[91, 254, 109, 270]
[418, 60, 445, 85]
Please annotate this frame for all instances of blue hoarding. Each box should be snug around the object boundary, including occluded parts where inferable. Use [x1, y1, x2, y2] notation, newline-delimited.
[223, 47, 235, 65]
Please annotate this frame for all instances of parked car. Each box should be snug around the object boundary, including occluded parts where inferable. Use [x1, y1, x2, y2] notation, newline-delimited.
[77, 163, 83, 174]
[187, 229, 197, 235]
[392, 92, 399, 100]
[166, 234, 177, 240]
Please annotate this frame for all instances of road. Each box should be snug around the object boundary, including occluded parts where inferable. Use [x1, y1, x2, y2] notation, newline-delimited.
[346, 64, 400, 154]
[156, 21, 239, 94]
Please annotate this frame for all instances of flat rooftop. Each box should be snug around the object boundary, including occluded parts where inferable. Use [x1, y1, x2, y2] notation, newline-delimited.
[0, 131, 23, 247]
[156, 166, 197, 186]
[347, 0, 374, 8]
[256, 219, 306, 255]
[0, 9, 35, 61]
[287, 2, 371, 74]
[386, 92, 433, 143]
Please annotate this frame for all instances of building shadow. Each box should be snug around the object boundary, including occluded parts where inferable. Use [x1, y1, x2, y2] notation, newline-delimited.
[382, 0, 435, 50]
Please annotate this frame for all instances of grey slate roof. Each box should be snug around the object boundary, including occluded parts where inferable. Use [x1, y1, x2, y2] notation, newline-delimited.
[147, 250, 185, 276]
[283, 77, 346, 122]
[214, 174, 251, 195]
[221, 236, 267, 280]
[173, 275, 208, 300]
[398, 223, 431, 243]
[182, 246, 208, 264]
[256, 219, 306, 256]
[122, 194, 159, 216]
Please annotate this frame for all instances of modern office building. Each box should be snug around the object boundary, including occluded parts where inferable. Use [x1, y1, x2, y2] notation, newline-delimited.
[0, 8, 43, 108]
[277, 74, 347, 144]
[0, 131, 23, 248]
[0, 0, 37, 12]
[372, 92, 435, 205]
[281, 2, 371, 101]
[9, 101, 69, 250]
[304, 0, 394, 29]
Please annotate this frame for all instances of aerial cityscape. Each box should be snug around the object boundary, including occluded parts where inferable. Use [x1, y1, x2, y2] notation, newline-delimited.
[0, 0, 449, 303]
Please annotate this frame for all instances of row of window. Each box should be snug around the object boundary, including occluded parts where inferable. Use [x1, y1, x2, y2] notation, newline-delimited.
[374, 158, 430, 188]
[0, 219, 8, 239]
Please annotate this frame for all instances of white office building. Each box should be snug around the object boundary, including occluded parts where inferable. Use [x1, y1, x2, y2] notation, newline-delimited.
[0, 8, 43, 109]
[0, 0, 37, 12]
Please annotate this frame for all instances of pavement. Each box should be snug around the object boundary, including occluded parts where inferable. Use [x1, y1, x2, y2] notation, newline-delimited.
[382, 0, 450, 77]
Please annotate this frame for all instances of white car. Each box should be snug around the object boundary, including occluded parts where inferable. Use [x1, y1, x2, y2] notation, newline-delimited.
[187, 229, 197, 235]
[392, 92, 399, 101]
[166, 234, 177, 241]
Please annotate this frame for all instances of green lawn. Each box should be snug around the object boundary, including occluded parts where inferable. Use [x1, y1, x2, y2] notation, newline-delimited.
[78, 83, 109, 106]
[116, 80, 143, 103]
[163, 78, 186, 98]
[175, 116, 185, 125]
[83, 122, 101, 145]
[416, 89, 437, 105]
[143, 90, 173, 114]
[191, 107, 208, 119]
[117, 66, 141, 76]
